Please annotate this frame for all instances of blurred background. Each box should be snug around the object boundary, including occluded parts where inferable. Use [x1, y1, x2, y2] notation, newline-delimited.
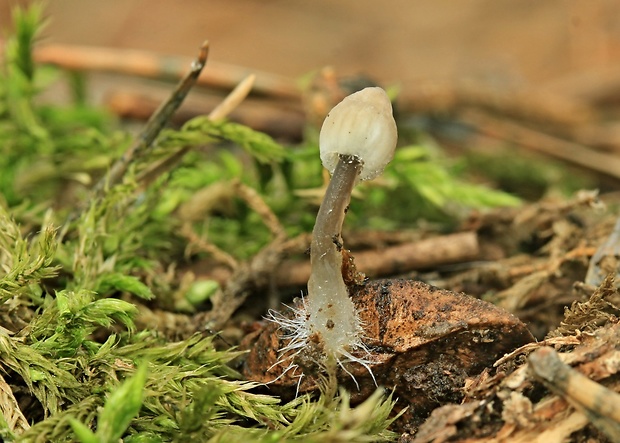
[1, 0, 619, 90]
[2, 0, 620, 195]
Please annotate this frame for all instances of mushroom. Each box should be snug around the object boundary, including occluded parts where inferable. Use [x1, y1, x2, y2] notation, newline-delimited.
[305, 87, 398, 358]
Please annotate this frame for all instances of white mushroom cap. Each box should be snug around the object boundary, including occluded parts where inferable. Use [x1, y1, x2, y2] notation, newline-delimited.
[319, 87, 397, 181]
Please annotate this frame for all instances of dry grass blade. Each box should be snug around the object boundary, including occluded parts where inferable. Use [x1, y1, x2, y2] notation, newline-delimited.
[180, 223, 238, 270]
[208, 74, 256, 121]
[0, 372, 30, 436]
[233, 179, 285, 239]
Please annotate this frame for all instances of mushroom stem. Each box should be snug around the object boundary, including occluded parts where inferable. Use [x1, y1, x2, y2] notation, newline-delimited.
[307, 154, 362, 354]
[267, 87, 396, 380]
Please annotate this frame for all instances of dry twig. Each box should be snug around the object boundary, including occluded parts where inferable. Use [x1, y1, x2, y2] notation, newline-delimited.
[192, 231, 480, 288]
[61, 41, 210, 230]
[529, 346, 620, 441]
[195, 239, 286, 331]
[31, 42, 298, 100]
[277, 230, 479, 287]
[184, 169, 290, 330]
[93, 42, 210, 200]
[106, 89, 305, 140]
[136, 74, 256, 189]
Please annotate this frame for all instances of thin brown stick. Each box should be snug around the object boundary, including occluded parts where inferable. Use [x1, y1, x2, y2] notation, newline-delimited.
[31, 42, 299, 100]
[280, 230, 479, 287]
[544, 63, 620, 105]
[506, 245, 597, 279]
[181, 175, 286, 270]
[61, 42, 210, 230]
[190, 231, 480, 288]
[196, 235, 287, 331]
[493, 336, 581, 367]
[136, 74, 257, 189]
[207, 74, 256, 120]
[92, 42, 209, 199]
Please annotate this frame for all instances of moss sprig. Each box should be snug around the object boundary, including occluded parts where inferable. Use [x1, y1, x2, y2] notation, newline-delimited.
[0, 206, 59, 304]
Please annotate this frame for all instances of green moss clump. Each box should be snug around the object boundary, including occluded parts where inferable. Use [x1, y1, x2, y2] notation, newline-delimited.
[0, 4, 404, 442]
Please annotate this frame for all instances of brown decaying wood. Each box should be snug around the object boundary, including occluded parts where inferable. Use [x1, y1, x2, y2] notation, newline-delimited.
[191, 231, 480, 288]
[242, 279, 533, 432]
[529, 346, 620, 441]
[411, 320, 620, 442]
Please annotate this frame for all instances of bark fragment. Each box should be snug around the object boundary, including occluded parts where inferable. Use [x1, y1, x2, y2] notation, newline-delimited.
[241, 279, 533, 432]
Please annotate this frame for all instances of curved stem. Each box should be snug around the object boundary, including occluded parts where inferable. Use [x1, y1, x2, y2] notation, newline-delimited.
[312, 155, 361, 256]
[307, 154, 362, 354]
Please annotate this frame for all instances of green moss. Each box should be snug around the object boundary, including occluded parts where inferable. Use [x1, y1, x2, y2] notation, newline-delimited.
[0, 4, 532, 442]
